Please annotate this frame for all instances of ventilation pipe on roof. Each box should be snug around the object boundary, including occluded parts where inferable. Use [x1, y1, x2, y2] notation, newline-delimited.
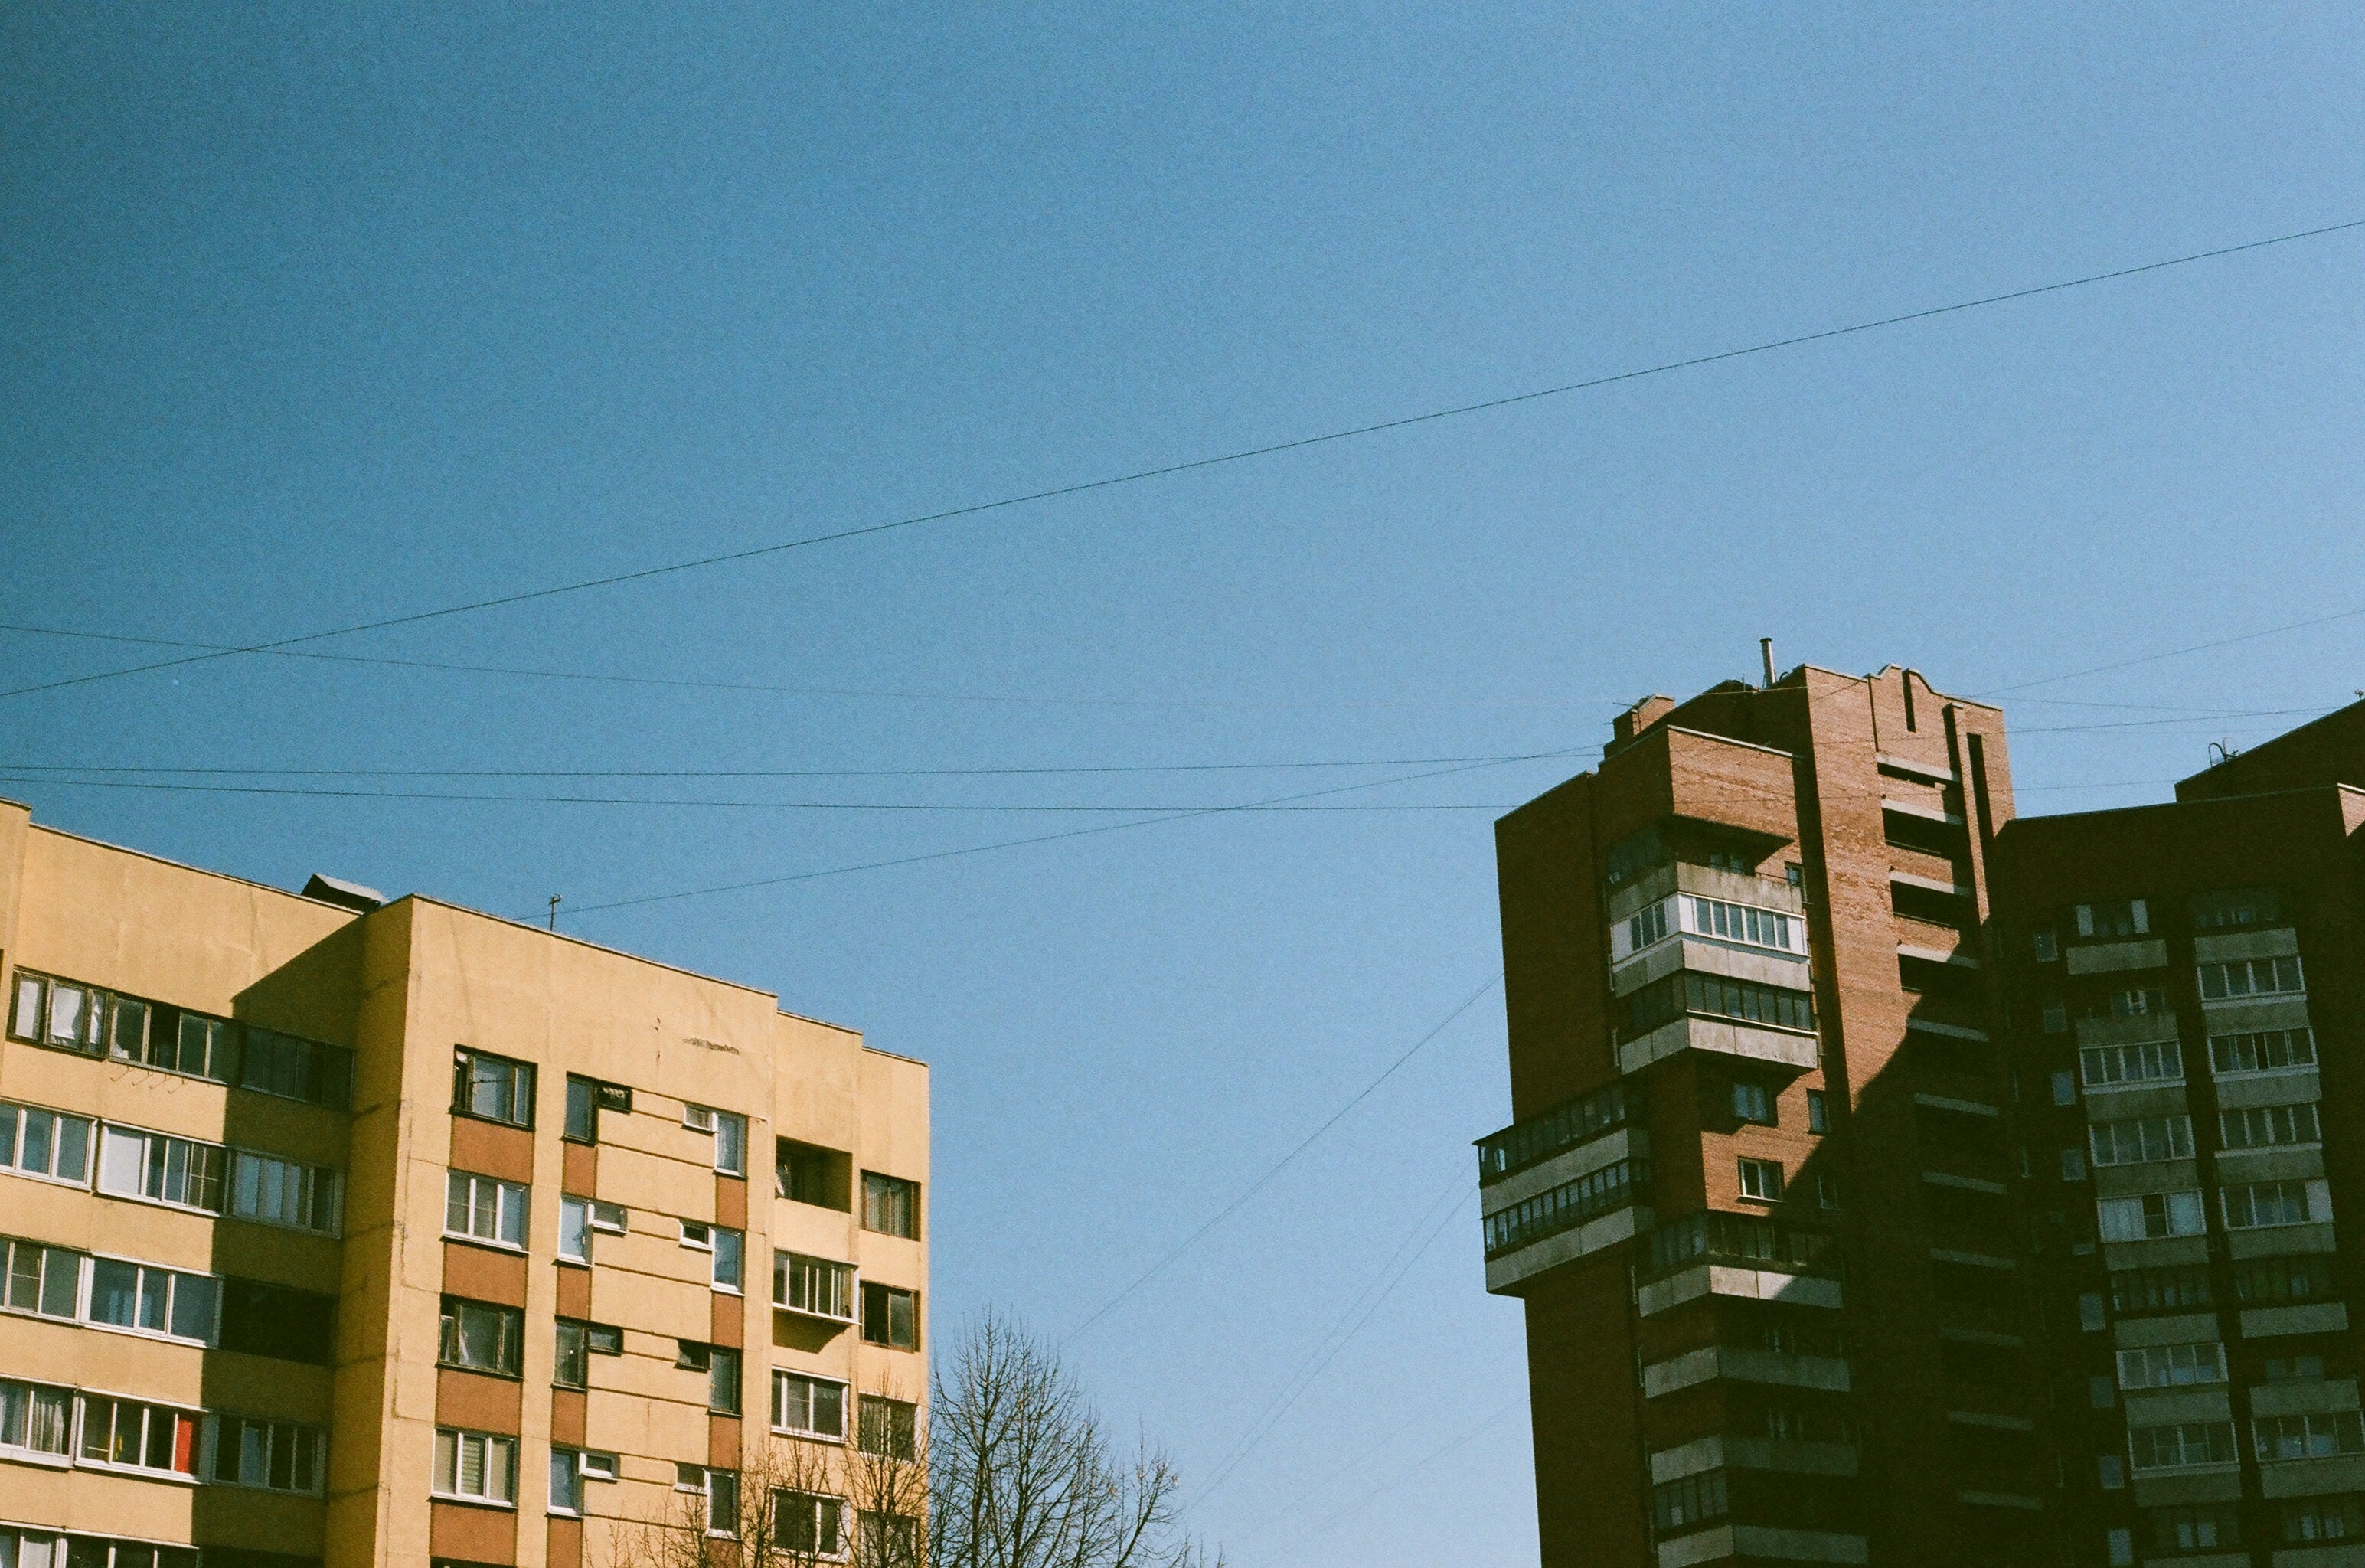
[1760, 638, 1776, 688]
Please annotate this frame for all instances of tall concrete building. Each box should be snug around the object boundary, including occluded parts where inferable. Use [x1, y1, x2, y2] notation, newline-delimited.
[1481, 667, 2365, 1568]
[0, 800, 929, 1568]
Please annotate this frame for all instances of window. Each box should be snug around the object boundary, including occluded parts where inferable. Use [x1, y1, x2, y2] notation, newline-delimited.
[162, 1011, 231, 1081]
[1619, 971, 1815, 1038]
[96, 1125, 230, 1214]
[681, 1465, 740, 1537]
[2235, 1253, 2337, 1305]
[10, 972, 98, 1050]
[2117, 1343, 2226, 1390]
[558, 1196, 590, 1263]
[2032, 928, 2059, 962]
[2280, 1494, 2365, 1544]
[2105, 986, 2168, 1018]
[2256, 1413, 2365, 1462]
[581, 1449, 619, 1481]
[2222, 1181, 2323, 1230]
[1730, 1082, 1774, 1125]
[2050, 1070, 2076, 1106]
[439, 1297, 523, 1377]
[776, 1253, 857, 1321]
[550, 1447, 583, 1515]
[2192, 886, 2285, 930]
[1651, 1469, 1730, 1534]
[779, 1141, 851, 1210]
[2151, 1504, 2240, 1552]
[773, 1490, 846, 1557]
[2222, 1103, 2321, 1149]
[2, 1237, 84, 1321]
[862, 1174, 920, 1240]
[2128, 1421, 2237, 1470]
[587, 1321, 623, 1354]
[446, 1171, 528, 1248]
[0, 1101, 94, 1184]
[555, 1320, 590, 1389]
[2265, 1356, 2327, 1383]
[1687, 896, 1797, 952]
[2097, 1455, 2124, 1490]
[2097, 1191, 2204, 1242]
[773, 1372, 848, 1439]
[678, 1340, 712, 1372]
[1737, 1158, 1784, 1202]
[2211, 1028, 2317, 1073]
[2041, 1001, 2068, 1034]
[684, 1105, 749, 1174]
[2079, 1293, 2107, 1331]
[2060, 1148, 2086, 1182]
[2081, 1040, 2183, 1088]
[2089, 1116, 2193, 1166]
[77, 1395, 199, 1476]
[452, 1047, 535, 1128]
[207, 1415, 325, 1494]
[217, 1277, 337, 1365]
[858, 1396, 916, 1459]
[85, 1254, 218, 1343]
[713, 1227, 744, 1292]
[1805, 1089, 1827, 1133]
[433, 1428, 517, 1504]
[861, 1511, 920, 1568]
[1482, 1158, 1650, 1256]
[2112, 1264, 2212, 1313]
[2076, 900, 2149, 939]
[861, 1282, 918, 1350]
[2199, 956, 2305, 1001]
[2088, 1375, 2115, 1408]
[1814, 1172, 1840, 1210]
[590, 1200, 627, 1232]
[2106, 1527, 2132, 1567]
[238, 1027, 354, 1110]
[681, 1220, 711, 1250]
[709, 1348, 742, 1416]
[229, 1150, 342, 1233]
[0, 1378, 71, 1458]
[1627, 900, 1670, 954]
[563, 1078, 596, 1142]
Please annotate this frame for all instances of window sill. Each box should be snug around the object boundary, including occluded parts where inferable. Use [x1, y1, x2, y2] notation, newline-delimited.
[449, 1109, 536, 1134]
[1736, 1195, 1783, 1207]
[2, 1168, 93, 1191]
[713, 1285, 744, 1297]
[556, 1256, 590, 1270]
[771, 1427, 846, 1445]
[0, 1449, 71, 1470]
[444, 1232, 529, 1256]
[430, 1492, 519, 1511]
[75, 1460, 199, 1486]
[437, 1361, 524, 1383]
[773, 1305, 857, 1326]
[84, 1319, 214, 1350]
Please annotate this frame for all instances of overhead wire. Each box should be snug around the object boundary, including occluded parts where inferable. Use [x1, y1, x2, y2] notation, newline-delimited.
[1057, 974, 1500, 1350]
[5, 218, 2358, 707]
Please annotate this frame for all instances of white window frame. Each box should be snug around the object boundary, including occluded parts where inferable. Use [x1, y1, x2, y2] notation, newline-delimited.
[2097, 1191, 2207, 1242]
[228, 1148, 343, 1236]
[446, 1170, 529, 1250]
[590, 1200, 628, 1233]
[80, 1250, 220, 1345]
[772, 1370, 850, 1441]
[681, 1220, 713, 1250]
[550, 1445, 585, 1516]
[1737, 1157, 1784, 1202]
[775, 1253, 857, 1322]
[0, 1376, 74, 1465]
[96, 1124, 228, 1215]
[2117, 1342, 2227, 1390]
[712, 1227, 744, 1293]
[0, 1100, 96, 1186]
[73, 1391, 203, 1480]
[580, 1449, 619, 1481]
[559, 1195, 592, 1263]
[433, 1426, 518, 1506]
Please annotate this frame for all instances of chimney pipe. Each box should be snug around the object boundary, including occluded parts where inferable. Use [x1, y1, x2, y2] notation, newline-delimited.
[1759, 638, 1775, 688]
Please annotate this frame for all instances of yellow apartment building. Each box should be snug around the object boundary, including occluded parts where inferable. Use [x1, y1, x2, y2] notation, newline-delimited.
[0, 801, 929, 1568]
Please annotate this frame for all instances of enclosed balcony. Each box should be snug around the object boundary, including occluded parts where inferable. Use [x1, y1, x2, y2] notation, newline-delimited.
[1478, 1083, 1651, 1295]
[1637, 1212, 1843, 1318]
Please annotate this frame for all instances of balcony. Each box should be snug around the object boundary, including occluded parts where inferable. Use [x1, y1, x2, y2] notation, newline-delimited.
[1481, 1152, 1651, 1295]
[1637, 1213, 1842, 1318]
[1476, 1081, 1640, 1187]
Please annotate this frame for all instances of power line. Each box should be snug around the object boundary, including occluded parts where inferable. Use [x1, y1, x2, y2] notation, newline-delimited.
[1974, 607, 2365, 697]
[0, 622, 1626, 713]
[0, 775, 1517, 812]
[1057, 974, 1499, 1350]
[0, 749, 1573, 781]
[7, 218, 2357, 707]
[551, 752, 1582, 918]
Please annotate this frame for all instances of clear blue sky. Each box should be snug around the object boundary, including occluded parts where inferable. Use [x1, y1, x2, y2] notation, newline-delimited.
[5, 7, 2363, 1562]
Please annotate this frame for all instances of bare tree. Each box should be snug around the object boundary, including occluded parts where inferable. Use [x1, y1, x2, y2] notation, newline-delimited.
[929, 1311, 1220, 1568]
[606, 1431, 854, 1568]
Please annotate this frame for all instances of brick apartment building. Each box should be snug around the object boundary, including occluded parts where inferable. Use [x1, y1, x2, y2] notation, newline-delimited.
[0, 800, 929, 1568]
[1479, 666, 2365, 1567]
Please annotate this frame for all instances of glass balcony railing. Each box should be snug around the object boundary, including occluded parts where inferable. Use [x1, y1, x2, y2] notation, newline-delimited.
[1475, 1082, 1641, 1187]
[1481, 1156, 1650, 1259]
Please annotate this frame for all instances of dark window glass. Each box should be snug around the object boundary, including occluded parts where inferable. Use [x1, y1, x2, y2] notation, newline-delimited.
[861, 1282, 919, 1350]
[452, 1048, 535, 1128]
[563, 1077, 597, 1142]
[858, 1396, 917, 1459]
[554, 1320, 589, 1389]
[439, 1296, 522, 1377]
[862, 1174, 920, 1240]
[710, 1348, 741, 1415]
[217, 1279, 337, 1365]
